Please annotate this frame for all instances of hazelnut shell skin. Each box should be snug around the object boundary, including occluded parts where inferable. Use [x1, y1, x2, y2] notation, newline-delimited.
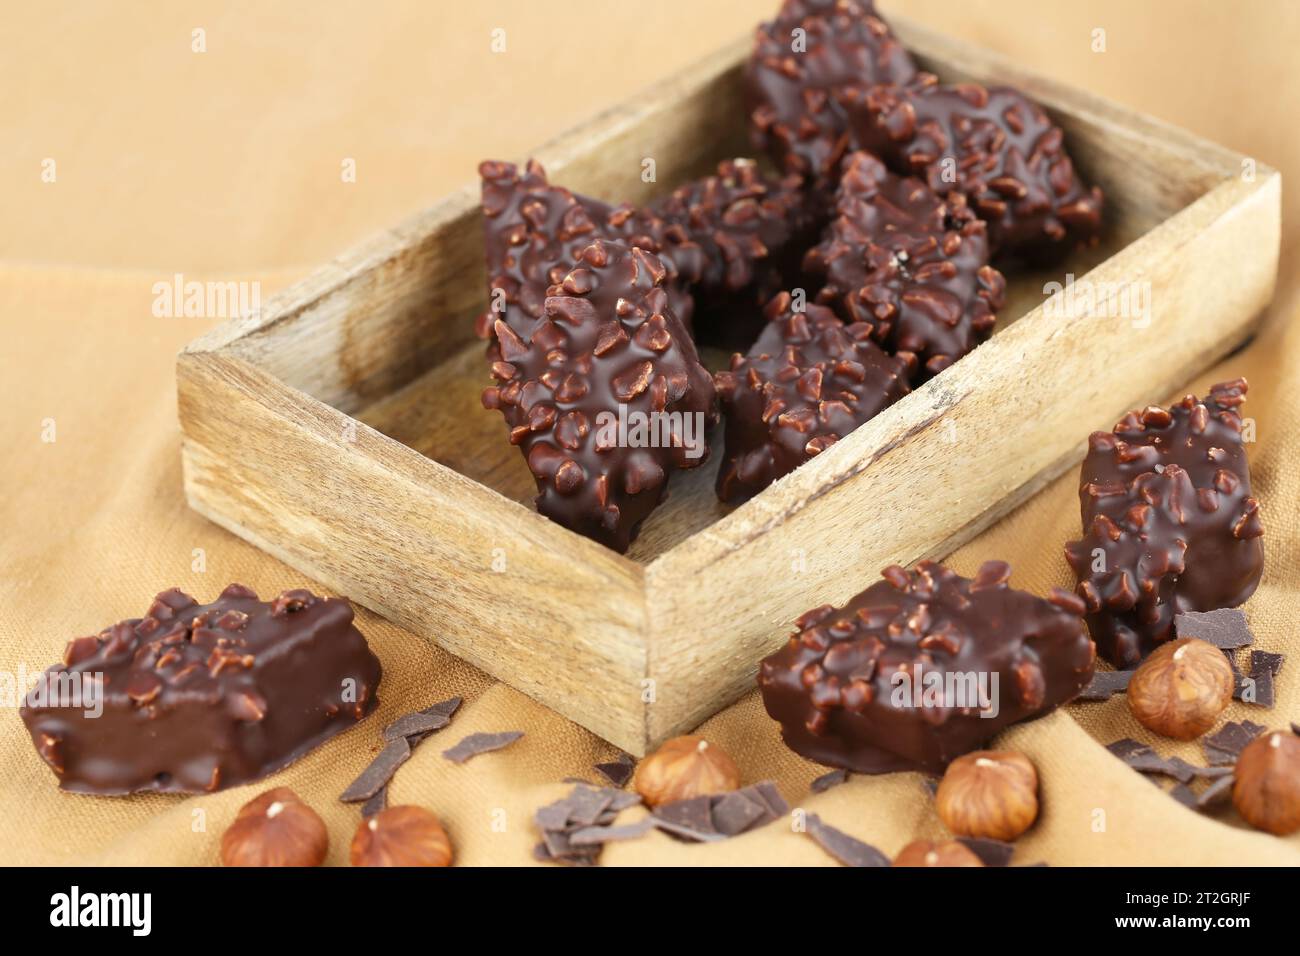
[1126, 638, 1234, 740]
[893, 839, 984, 867]
[350, 805, 453, 867]
[1232, 731, 1300, 835]
[220, 787, 328, 867]
[634, 735, 741, 807]
[936, 750, 1039, 841]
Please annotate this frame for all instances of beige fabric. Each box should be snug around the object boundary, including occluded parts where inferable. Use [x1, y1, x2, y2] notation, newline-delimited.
[2, 0, 1298, 866]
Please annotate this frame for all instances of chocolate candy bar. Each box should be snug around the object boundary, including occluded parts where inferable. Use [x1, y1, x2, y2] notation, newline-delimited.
[843, 75, 1104, 260]
[803, 151, 1005, 378]
[745, 0, 917, 184]
[643, 158, 819, 350]
[714, 292, 911, 503]
[20, 585, 382, 795]
[482, 238, 717, 552]
[758, 561, 1095, 774]
[1065, 380, 1264, 668]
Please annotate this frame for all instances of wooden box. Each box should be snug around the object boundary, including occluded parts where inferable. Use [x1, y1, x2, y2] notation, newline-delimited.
[177, 17, 1280, 755]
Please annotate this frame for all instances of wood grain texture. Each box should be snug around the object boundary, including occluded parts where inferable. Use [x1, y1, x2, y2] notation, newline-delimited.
[178, 19, 1280, 753]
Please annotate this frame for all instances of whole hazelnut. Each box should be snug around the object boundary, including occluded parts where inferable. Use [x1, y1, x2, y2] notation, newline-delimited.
[893, 839, 984, 867]
[935, 750, 1039, 841]
[1232, 731, 1300, 835]
[1127, 638, 1234, 740]
[350, 805, 453, 867]
[220, 787, 328, 867]
[633, 735, 741, 807]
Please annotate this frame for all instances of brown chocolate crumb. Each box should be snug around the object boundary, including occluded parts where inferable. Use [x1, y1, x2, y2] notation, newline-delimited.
[533, 783, 645, 865]
[1197, 774, 1236, 810]
[650, 781, 789, 843]
[382, 711, 450, 742]
[810, 768, 849, 793]
[442, 731, 524, 764]
[340, 736, 411, 803]
[361, 784, 388, 818]
[1203, 720, 1267, 761]
[804, 813, 889, 867]
[955, 837, 1016, 867]
[1169, 783, 1198, 809]
[594, 754, 636, 788]
[1075, 669, 1133, 701]
[1174, 608, 1254, 650]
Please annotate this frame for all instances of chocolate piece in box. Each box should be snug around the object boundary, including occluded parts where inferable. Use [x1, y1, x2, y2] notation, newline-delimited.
[482, 238, 717, 552]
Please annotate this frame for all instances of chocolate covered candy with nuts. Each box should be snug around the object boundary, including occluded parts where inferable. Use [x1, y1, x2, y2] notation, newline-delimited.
[714, 292, 912, 503]
[843, 75, 1104, 260]
[758, 560, 1096, 774]
[643, 158, 819, 349]
[20, 584, 382, 795]
[1065, 380, 1264, 668]
[804, 151, 1005, 378]
[745, 0, 917, 185]
[482, 238, 718, 552]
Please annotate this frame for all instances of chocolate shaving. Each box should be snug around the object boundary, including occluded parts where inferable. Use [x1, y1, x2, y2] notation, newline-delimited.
[533, 783, 647, 865]
[1173, 608, 1254, 650]
[1234, 668, 1275, 708]
[650, 782, 788, 843]
[594, 755, 635, 788]
[340, 736, 411, 803]
[382, 711, 450, 742]
[804, 814, 889, 867]
[1169, 783, 1198, 809]
[956, 837, 1016, 867]
[1075, 669, 1133, 701]
[1203, 720, 1267, 759]
[1250, 650, 1285, 677]
[442, 730, 524, 764]
[361, 784, 387, 819]
[810, 768, 849, 793]
[1197, 775, 1235, 810]
[568, 818, 655, 846]
[1106, 738, 1230, 784]
[422, 696, 463, 719]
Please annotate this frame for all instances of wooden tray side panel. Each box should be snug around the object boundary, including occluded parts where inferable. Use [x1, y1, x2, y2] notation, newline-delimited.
[177, 351, 651, 752]
[643, 172, 1280, 745]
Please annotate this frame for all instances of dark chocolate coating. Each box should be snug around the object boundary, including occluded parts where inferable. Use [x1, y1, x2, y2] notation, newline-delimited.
[842, 75, 1104, 260]
[482, 238, 718, 552]
[804, 151, 1005, 378]
[644, 158, 820, 349]
[714, 292, 911, 503]
[20, 584, 382, 795]
[758, 561, 1095, 774]
[745, 0, 917, 185]
[1065, 379, 1264, 668]
[475, 159, 610, 344]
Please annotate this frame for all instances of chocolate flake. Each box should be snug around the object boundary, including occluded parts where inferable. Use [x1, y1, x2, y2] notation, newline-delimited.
[1197, 775, 1235, 810]
[568, 818, 655, 846]
[1075, 669, 1133, 701]
[1234, 668, 1275, 708]
[442, 730, 524, 764]
[534, 783, 647, 865]
[422, 696, 463, 719]
[361, 784, 388, 818]
[955, 837, 1016, 867]
[1203, 720, 1267, 760]
[340, 736, 411, 803]
[712, 791, 770, 837]
[382, 711, 450, 742]
[650, 782, 788, 843]
[811, 768, 849, 793]
[1174, 608, 1254, 650]
[1169, 783, 1198, 810]
[594, 755, 636, 788]
[804, 814, 889, 867]
[1106, 738, 1229, 784]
